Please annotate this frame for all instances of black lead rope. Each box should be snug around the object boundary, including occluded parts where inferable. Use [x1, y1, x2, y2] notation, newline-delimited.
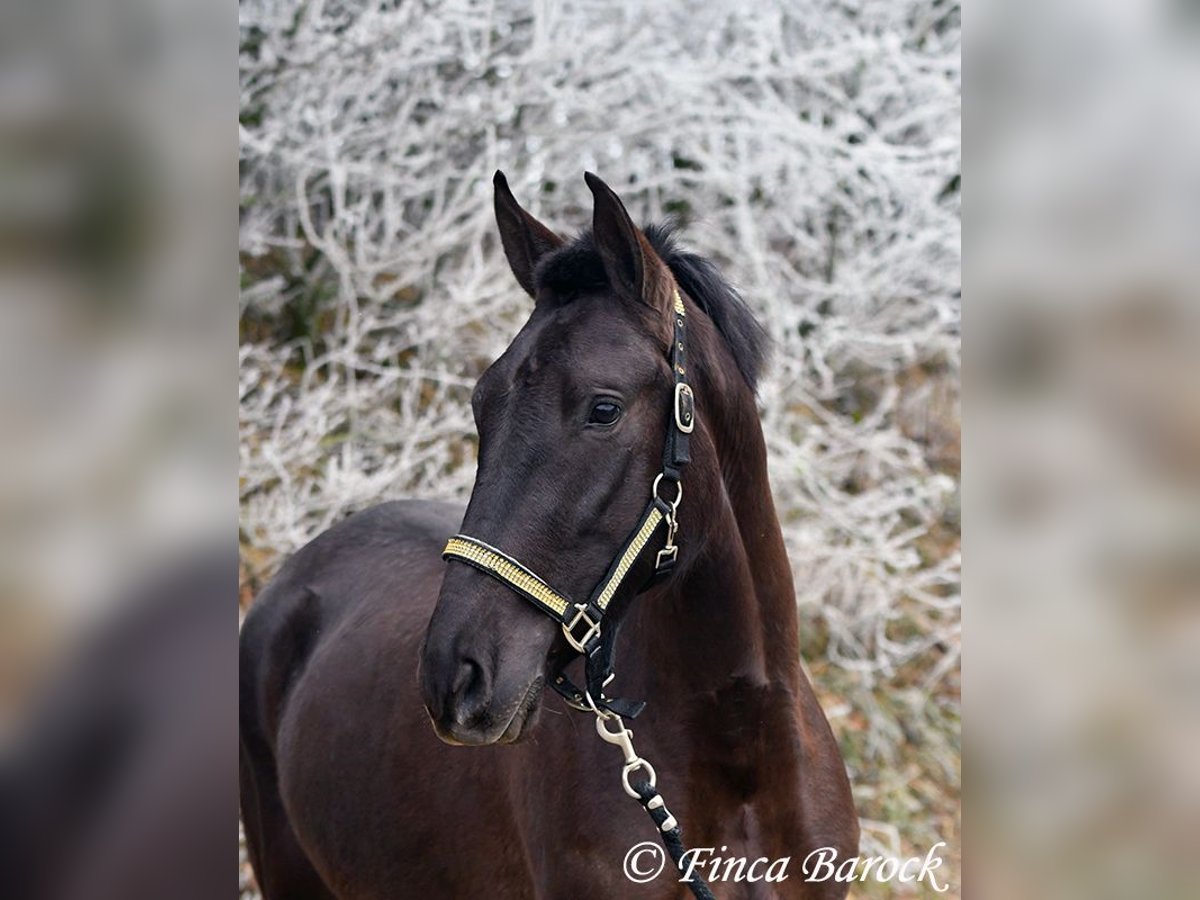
[594, 715, 716, 900]
[634, 782, 717, 900]
[443, 288, 714, 897]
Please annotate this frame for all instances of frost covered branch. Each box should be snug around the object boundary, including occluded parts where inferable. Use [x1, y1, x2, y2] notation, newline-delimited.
[239, 0, 960, 874]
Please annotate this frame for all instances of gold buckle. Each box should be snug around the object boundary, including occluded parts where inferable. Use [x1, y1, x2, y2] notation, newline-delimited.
[673, 383, 695, 434]
[563, 604, 601, 653]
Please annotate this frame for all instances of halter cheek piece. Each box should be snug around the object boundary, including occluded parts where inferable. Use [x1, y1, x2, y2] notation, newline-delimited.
[442, 288, 695, 719]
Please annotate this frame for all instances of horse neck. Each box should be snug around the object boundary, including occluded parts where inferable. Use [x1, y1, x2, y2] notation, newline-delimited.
[631, 374, 802, 698]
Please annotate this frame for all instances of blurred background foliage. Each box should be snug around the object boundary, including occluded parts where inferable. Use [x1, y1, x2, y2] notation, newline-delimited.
[239, 0, 960, 895]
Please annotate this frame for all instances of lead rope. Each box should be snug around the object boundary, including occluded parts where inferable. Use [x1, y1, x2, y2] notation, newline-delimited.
[595, 714, 716, 900]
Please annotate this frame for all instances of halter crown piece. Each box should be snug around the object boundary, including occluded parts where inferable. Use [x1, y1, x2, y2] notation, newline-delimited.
[442, 287, 694, 719]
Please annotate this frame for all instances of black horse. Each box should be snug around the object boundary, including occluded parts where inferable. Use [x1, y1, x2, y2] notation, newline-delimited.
[240, 172, 858, 898]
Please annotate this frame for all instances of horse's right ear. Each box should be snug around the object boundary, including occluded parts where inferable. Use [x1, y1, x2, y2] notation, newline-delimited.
[493, 171, 563, 298]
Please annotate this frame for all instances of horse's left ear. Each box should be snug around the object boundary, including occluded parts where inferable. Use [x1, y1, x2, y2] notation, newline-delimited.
[494, 171, 564, 298]
[584, 172, 673, 315]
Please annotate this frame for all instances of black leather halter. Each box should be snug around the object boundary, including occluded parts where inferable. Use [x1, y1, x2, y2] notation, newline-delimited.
[443, 288, 695, 719]
[441, 287, 716, 899]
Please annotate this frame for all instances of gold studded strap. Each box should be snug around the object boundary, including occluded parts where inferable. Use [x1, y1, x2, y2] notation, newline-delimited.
[442, 536, 571, 620]
[592, 505, 666, 612]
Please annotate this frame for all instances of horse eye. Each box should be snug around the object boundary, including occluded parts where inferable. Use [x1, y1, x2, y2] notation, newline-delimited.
[587, 399, 623, 426]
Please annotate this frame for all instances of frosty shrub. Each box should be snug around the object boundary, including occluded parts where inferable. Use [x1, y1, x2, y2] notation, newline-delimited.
[240, 0, 960, 888]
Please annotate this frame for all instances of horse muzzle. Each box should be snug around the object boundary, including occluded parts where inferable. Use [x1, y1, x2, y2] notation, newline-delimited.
[418, 577, 555, 745]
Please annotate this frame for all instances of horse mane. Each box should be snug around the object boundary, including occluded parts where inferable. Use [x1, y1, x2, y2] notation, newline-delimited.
[532, 223, 769, 390]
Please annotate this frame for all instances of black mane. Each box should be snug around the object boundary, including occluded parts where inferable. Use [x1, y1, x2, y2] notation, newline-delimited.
[533, 223, 769, 389]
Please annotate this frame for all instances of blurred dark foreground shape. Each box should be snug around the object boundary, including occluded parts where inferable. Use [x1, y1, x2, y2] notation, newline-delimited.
[0, 548, 235, 900]
[0, 0, 233, 891]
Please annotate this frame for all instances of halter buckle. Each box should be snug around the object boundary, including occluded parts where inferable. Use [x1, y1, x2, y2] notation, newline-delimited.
[563, 603, 601, 653]
[674, 383, 695, 434]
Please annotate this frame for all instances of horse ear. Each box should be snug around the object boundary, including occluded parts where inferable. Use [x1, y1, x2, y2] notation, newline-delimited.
[493, 171, 563, 298]
[584, 172, 670, 313]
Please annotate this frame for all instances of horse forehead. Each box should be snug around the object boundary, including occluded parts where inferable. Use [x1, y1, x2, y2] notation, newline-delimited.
[523, 300, 654, 373]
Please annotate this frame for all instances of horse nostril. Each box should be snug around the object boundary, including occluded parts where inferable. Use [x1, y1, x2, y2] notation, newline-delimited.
[450, 657, 492, 727]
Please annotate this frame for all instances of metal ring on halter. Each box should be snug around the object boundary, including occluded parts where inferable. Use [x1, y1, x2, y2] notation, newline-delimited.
[584, 689, 615, 721]
[621, 759, 657, 799]
[651, 473, 683, 510]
